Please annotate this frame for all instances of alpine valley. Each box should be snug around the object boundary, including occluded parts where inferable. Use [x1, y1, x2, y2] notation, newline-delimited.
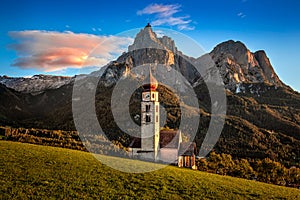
[0, 25, 299, 168]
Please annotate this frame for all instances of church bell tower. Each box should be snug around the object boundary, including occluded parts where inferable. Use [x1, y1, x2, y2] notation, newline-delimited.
[141, 69, 160, 161]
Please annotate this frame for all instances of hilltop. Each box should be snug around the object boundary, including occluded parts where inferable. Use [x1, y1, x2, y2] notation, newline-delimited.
[1, 141, 299, 199]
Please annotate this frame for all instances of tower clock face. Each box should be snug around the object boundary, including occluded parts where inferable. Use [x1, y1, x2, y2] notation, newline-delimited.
[143, 92, 151, 101]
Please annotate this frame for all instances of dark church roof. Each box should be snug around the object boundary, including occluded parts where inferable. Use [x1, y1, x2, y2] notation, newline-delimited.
[178, 142, 197, 156]
[159, 130, 181, 148]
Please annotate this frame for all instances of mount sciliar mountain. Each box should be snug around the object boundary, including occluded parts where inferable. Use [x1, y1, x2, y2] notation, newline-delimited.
[0, 26, 299, 167]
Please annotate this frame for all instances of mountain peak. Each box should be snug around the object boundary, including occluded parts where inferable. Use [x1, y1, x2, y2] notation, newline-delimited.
[254, 50, 282, 86]
[211, 40, 250, 65]
[128, 24, 177, 53]
[216, 40, 247, 49]
[210, 40, 283, 91]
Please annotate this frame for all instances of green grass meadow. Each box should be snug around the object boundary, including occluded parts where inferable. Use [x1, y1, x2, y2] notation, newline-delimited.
[0, 141, 299, 199]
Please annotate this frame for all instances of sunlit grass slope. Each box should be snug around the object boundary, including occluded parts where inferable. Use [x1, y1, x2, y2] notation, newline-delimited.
[0, 141, 299, 199]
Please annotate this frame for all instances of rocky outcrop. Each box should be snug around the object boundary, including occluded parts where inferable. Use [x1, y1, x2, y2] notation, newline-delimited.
[254, 50, 282, 86]
[209, 40, 284, 92]
[128, 25, 177, 53]
[106, 25, 200, 91]
[106, 27, 286, 94]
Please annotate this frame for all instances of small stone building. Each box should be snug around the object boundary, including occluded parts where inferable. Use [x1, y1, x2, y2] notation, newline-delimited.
[178, 142, 197, 169]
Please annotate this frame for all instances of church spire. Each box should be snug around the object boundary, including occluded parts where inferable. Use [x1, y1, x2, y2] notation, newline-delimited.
[143, 67, 158, 91]
[149, 68, 158, 91]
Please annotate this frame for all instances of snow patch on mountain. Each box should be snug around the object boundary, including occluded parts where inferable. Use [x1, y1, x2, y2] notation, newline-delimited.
[0, 74, 73, 93]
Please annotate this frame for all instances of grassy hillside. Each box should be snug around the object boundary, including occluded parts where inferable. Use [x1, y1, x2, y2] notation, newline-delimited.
[0, 141, 299, 199]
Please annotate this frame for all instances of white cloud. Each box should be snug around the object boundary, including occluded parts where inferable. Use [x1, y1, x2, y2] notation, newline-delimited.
[8, 30, 133, 72]
[137, 4, 181, 17]
[178, 24, 195, 31]
[92, 27, 102, 32]
[137, 3, 194, 30]
[237, 12, 246, 18]
[152, 16, 191, 26]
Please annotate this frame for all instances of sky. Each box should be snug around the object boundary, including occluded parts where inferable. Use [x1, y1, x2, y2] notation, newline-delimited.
[0, 0, 300, 91]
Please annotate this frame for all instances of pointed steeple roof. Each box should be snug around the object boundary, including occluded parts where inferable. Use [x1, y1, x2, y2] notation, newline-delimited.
[149, 68, 158, 91]
[143, 67, 158, 91]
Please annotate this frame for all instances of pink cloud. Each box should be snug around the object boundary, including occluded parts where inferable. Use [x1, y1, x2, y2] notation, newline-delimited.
[9, 30, 133, 72]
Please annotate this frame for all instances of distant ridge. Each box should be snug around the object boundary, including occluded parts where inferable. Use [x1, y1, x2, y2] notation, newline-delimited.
[0, 74, 73, 93]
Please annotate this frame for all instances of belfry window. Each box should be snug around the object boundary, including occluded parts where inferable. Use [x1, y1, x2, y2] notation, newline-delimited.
[146, 105, 151, 112]
[146, 114, 151, 122]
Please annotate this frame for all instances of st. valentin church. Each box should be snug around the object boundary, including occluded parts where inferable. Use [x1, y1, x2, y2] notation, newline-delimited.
[129, 68, 197, 169]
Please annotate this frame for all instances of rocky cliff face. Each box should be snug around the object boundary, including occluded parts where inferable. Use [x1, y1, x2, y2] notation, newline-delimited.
[254, 50, 282, 85]
[102, 26, 286, 94]
[209, 40, 283, 92]
[121, 25, 178, 69]
[103, 25, 194, 92]
[128, 25, 178, 53]
[1, 26, 286, 95]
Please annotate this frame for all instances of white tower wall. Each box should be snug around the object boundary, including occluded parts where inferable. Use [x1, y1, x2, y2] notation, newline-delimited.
[141, 91, 160, 161]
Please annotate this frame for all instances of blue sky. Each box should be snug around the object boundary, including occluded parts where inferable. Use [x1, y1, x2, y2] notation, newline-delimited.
[0, 0, 300, 91]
